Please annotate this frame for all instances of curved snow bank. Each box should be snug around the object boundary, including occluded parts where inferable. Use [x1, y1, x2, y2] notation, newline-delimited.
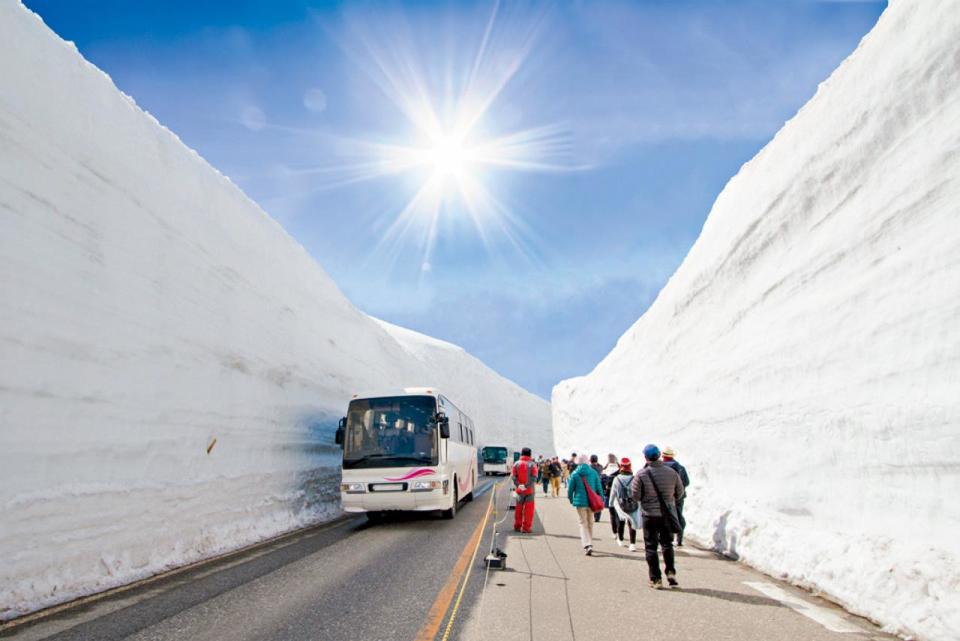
[552, 2, 960, 639]
[0, 2, 550, 621]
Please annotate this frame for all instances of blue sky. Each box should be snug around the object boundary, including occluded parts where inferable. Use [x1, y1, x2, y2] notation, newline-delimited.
[24, 0, 886, 398]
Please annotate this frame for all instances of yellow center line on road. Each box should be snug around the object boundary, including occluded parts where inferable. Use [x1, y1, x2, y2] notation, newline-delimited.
[414, 482, 496, 641]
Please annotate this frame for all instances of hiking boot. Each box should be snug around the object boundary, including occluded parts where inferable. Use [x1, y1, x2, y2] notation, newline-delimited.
[667, 572, 679, 588]
[628, 543, 637, 552]
[649, 578, 664, 590]
[585, 546, 593, 556]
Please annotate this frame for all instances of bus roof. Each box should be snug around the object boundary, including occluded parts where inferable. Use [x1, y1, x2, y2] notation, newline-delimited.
[349, 387, 442, 400]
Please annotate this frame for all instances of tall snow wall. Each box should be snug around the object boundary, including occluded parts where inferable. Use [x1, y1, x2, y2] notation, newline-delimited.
[0, 2, 551, 621]
[552, 2, 959, 640]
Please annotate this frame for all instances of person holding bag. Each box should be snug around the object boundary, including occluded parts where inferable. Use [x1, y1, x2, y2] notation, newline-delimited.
[630, 444, 685, 588]
[567, 453, 604, 556]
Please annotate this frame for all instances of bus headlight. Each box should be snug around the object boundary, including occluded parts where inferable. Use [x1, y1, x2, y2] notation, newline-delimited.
[341, 483, 366, 493]
[411, 480, 442, 492]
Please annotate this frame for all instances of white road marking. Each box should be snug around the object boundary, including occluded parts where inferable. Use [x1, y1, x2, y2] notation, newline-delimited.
[744, 581, 864, 634]
[679, 547, 713, 557]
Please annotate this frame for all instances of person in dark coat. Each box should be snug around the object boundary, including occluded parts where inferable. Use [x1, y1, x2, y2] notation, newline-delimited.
[662, 447, 690, 546]
[589, 454, 605, 522]
[630, 444, 685, 589]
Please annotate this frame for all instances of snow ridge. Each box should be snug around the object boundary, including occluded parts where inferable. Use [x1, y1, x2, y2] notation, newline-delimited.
[0, 1, 550, 620]
[553, 2, 960, 640]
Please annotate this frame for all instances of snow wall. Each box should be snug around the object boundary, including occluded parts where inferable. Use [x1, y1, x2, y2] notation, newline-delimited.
[0, 2, 551, 621]
[552, 2, 959, 640]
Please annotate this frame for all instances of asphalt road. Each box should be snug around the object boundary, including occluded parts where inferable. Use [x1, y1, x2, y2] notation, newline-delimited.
[0, 479, 505, 641]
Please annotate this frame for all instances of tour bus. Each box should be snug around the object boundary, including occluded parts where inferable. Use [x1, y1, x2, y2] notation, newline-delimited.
[335, 388, 479, 520]
[481, 446, 514, 475]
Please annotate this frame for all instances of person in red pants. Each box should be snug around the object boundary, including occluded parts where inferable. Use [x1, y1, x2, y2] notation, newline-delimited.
[512, 447, 538, 533]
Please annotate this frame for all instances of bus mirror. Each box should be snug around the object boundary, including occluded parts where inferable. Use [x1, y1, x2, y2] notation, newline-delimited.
[335, 417, 346, 446]
[437, 414, 450, 439]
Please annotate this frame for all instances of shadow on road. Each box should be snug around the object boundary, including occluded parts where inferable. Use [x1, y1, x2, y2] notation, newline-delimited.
[671, 587, 785, 607]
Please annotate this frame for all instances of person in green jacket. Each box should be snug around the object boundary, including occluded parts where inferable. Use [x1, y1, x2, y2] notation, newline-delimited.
[567, 454, 603, 555]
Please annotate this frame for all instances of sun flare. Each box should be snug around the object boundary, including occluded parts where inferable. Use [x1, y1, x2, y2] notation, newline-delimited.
[290, 4, 583, 275]
[425, 135, 473, 180]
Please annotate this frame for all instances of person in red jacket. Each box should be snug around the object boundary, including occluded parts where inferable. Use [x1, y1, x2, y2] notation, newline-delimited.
[512, 447, 538, 533]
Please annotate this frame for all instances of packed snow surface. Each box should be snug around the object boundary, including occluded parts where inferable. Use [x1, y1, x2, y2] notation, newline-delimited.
[0, 2, 551, 620]
[553, 2, 959, 640]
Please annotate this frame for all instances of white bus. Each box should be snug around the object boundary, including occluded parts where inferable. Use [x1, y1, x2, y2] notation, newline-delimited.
[335, 388, 478, 520]
[481, 446, 514, 475]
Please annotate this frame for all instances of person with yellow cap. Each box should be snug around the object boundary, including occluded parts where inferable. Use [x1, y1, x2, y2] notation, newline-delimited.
[662, 447, 690, 546]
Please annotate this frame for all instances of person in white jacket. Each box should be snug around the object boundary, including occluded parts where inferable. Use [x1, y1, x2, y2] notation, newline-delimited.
[607, 457, 641, 552]
[601, 453, 621, 539]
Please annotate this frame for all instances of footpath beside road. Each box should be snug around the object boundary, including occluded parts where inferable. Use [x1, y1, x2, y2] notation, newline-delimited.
[458, 488, 895, 641]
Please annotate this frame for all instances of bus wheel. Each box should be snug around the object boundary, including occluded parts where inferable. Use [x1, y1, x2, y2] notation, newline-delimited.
[366, 511, 384, 523]
[442, 485, 458, 519]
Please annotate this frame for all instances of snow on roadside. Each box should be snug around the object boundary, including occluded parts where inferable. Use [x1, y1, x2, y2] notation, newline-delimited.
[552, 1, 960, 640]
[0, 1, 550, 621]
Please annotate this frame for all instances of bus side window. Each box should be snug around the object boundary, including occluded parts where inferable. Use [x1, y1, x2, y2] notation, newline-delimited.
[459, 422, 463, 442]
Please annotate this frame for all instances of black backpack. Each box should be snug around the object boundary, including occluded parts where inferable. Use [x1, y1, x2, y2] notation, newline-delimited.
[617, 476, 638, 513]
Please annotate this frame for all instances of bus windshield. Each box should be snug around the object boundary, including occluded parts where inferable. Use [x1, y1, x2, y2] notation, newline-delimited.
[482, 447, 508, 463]
[343, 395, 439, 469]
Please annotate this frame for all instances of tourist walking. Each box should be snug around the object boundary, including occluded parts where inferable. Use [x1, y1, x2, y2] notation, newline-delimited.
[589, 455, 605, 523]
[608, 457, 640, 552]
[601, 453, 621, 537]
[561, 459, 571, 487]
[549, 457, 562, 497]
[631, 444, 685, 588]
[568, 454, 603, 555]
[511, 447, 538, 534]
[662, 447, 690, 546]
[539, 456, 552, 496]
[535, 455, 546, 496]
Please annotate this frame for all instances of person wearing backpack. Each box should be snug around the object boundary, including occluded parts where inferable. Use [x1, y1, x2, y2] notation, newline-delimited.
[662, 447, 690, 546]
[567, 454, 603, 555]
[511, 447, 538, 534]
[608, 457, 640, 551]
[630, 444, 685, 589]
[549, 457, 563, 497]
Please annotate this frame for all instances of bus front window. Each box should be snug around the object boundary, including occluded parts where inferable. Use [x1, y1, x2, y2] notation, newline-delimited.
[342, 396, 439, 469]
[482, 447, 508, 464]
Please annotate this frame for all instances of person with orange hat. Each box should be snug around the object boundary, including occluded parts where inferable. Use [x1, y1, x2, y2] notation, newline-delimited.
[662, 447, 690, 546]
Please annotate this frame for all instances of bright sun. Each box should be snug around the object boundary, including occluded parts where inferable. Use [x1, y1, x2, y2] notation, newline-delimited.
[425, 135, 473, 180]
[292, 3, 580, 275]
